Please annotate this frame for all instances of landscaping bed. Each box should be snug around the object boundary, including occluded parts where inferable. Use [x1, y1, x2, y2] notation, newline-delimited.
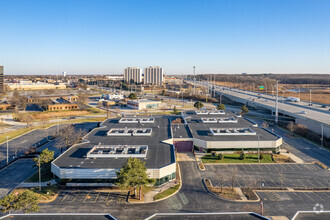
[154, 184, 180, 201]
[13, 185, 60, 203]
[128, 186, 154, 203]
[272, 154, 294, 163]
[202, 153, 274, 163]
[204, 179, 241, 200]
[241, 188, 259, 200]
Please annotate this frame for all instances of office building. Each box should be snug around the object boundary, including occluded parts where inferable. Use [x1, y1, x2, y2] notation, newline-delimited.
[52, 116, 176, 185]
[0, 66, 3, 93]
[124, 67, 142, 84]
[144, 66, 163, 85]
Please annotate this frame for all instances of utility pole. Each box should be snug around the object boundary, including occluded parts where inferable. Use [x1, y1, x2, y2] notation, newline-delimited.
[193, 66, 196, 96]
[6, 136, 9, 165]
[275, 81, 279, 125]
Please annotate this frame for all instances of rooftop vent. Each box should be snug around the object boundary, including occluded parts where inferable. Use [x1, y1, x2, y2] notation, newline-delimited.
[87, 145, 148, 158]
[119, 117, 155, 124]
[201, 117, 237, 123]
[107, 128, 152, 136]
[195, 110, 225, 115]
[210, 128, 256, 136]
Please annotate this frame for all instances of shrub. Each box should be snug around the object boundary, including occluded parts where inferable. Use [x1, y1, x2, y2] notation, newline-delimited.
[240, 151, 245, 160]
[218, 153, 224, 160]
[259, 154, 264, 160]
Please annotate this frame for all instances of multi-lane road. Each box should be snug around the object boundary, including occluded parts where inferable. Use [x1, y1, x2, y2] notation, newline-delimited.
[191, 80, 330, 137]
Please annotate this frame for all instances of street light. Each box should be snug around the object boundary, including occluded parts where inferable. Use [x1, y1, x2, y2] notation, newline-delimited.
[6, 136, 9, 165]
[38, 155, 41, 191]
[219, 93, 225, 105]
[257, 134, 260, 163]
[308, 89, 312, 106]
[193, 66, 196, 96]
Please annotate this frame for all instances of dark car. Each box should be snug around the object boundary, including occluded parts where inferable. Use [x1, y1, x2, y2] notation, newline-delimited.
[321, 105, 327, 108]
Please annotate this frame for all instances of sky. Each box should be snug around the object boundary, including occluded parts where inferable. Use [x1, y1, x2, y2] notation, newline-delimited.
[0, 0, 329, 75]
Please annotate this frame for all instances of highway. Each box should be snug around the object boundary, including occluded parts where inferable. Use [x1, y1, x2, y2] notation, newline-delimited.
[190, 80, 330, 137]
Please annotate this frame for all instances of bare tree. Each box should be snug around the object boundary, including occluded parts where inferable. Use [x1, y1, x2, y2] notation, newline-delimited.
[261, 122, 269, 129]
[228, 166, 238, 190]
[57, 125, 87, 153]
[77, 92, 89, 109]
[10, 91, 28, 110]
[217, 172, 227, 193]
[287, 122, 295, 132]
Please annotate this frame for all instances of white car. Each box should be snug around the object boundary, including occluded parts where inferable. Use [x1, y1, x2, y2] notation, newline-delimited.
[300, 111, 307, 114]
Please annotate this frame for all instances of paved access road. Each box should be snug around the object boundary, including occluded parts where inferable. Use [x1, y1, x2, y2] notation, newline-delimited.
[0, 159, 36, 198]
[0, 122, 99, 199]
[0, 122, 99, 168]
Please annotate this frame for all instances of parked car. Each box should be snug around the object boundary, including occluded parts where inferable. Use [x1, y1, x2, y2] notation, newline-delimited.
[300, 111, 307, 114]
[321, 105, 327, 108]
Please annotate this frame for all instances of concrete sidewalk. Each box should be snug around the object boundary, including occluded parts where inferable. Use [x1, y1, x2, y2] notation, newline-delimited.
[18, 179, 57, 188]
[144, 180, 178, 203]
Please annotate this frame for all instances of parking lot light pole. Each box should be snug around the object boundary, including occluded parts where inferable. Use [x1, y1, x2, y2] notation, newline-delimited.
[6, 136, 9, 165]
[38, 156, 41, 191]
[257, 134, 260, 163]
[219, 93, 224, 105]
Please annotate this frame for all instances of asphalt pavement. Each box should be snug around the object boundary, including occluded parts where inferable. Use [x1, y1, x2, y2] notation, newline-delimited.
[0, 159, 36, 198]
[34, 161, 330, 220]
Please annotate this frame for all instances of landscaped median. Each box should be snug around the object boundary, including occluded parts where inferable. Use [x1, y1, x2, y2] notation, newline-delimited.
[13, 185, 60, 203]
[203, 178, 260, 202]
[201, 153, 293, 164]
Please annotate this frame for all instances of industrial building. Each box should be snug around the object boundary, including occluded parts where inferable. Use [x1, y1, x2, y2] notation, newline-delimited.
[51, 116, 176, 185]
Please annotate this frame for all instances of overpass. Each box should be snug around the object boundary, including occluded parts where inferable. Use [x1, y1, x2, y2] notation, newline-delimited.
[190, 80, 330, 139]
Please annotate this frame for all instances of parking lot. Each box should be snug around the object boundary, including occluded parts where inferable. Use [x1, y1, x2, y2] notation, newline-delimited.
[54, 191, 128, 205]
[257, 191, 330, 202]
[202, 163, 329, 188]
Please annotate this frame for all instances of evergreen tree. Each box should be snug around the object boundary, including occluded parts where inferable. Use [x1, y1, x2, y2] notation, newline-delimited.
[116, 158, 151, 200]
[194, 101, 204, 110]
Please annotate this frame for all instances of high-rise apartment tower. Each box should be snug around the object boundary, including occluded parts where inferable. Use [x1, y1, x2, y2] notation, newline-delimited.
[144, 66, 163, 85]
[124, 67, 142, 84]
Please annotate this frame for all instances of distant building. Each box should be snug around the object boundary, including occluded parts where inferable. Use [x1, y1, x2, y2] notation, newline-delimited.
[63, 72, 67, 77]
[124, 67, 142, 84]
[144, 66, 163, 85]
[127, 99, 161, 110]
[6, 82, 66, 90]
[107, 75, 123, 81]
[0, 66, 3, 93]
[27, 95, 78, 111]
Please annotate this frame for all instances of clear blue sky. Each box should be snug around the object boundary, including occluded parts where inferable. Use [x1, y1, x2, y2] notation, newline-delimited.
[0, 0, 329, 75]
